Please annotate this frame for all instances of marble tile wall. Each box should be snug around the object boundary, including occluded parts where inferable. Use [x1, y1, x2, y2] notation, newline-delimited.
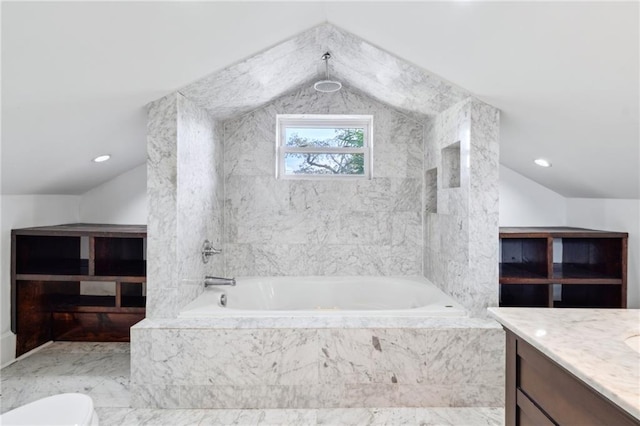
[223, 86, 424, 277]
[423, 98, 500, 316]
[147, 23, 500, 317]
[179, 23, 472, 121]
[130, 323, 504, 409]
[147, 93, 224, 318]
[176, 95, 224, 306]
[147, 93, 179, 319]
[467, 101, 500, 316]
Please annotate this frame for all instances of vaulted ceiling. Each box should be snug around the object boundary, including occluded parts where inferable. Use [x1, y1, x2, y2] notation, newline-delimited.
[2, 2, 638, 198]
[178, 23, 471, 120]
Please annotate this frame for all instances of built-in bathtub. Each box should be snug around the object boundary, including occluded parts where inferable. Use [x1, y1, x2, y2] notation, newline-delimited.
[131, 276, 504, 409]
[179, 276, 467, 318]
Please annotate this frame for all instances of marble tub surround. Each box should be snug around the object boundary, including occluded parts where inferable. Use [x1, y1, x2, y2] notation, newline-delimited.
[146, 22, 500, 317]
[132, 315, 502, 330]
[488, 308, 640, 420]
[224, 86, 424, 277]
[142, 20, 503, 413]
[0, 341, 504, 425]
[130, 318, 504, 409]
[424, 98, 500, 317]
[147, 92, 224, 319]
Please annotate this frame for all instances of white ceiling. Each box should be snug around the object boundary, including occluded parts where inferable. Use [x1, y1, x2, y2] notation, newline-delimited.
[2, 2, 638, 198]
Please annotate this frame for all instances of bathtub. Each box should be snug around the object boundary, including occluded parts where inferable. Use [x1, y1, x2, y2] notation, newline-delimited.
[134, 276, 507, 410]
[179, 276, 466, 318]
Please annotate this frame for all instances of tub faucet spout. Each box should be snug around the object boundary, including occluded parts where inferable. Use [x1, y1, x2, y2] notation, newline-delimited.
[204, 276, 236, 287]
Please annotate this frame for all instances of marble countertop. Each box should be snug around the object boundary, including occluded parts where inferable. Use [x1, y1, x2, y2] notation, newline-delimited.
[488, 307, 640, 421]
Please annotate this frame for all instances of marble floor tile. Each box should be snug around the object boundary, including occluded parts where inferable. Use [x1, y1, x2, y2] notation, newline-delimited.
[2, 351, 129, 378]
[96, 407, 318, 426]
[37, 341, 131, 354]
[1, 375, 128, 411]
[1, 342, 504, 425]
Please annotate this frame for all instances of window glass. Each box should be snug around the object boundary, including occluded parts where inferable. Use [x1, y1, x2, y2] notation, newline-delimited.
[276, 115, 372, 179]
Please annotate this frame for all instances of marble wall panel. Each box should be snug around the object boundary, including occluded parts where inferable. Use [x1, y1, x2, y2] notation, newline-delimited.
[147, 23, 498, 318]
[223, 86, 424, 277]
[467, 101, 500, 316]
[147, 94, 179, 319]
[147, 93, 225, 318]
[177, 24, 471, 122]
[422, 98, 499, 316]
[391, 212, 422, 247]
[251, 244, 311, 276]
[424, 168, 438, 214]
[389, 244, 423, 276]
[176, 95, 224, 299]
[131, 324, 503, 409]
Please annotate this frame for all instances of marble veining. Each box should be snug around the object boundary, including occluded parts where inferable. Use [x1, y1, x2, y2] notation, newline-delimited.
[179, 23, 471, 121]
[423, 98, 499, 317]
[147, 22, 500, 317]
[147, 93, 179, 319]
[131, 319, 504, 409]
[223, 85, 424, 278]
[146, 93, 225, 319]
[1, 342, 503, 425]
[142, 19, 502, 414]
[489, 308, 640, 420]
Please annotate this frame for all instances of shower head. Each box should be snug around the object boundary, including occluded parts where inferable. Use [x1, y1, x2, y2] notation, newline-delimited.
[314, 52, 342, 93]
[314, 80, 342, 93]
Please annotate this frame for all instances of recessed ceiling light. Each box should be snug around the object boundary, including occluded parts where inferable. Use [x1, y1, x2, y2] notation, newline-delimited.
[93, 154, 111, 163]
[534, 158, 551, 168]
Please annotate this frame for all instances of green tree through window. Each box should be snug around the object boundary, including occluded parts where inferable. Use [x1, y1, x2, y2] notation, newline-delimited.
[286, 128, 365, 175]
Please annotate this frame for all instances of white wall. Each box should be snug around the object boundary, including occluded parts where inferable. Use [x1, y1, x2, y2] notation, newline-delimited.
[1, 195, 80, 367]
[567, 199, 640, 308]
[79, 163, 147, 224]
[499, 165, 566, 226]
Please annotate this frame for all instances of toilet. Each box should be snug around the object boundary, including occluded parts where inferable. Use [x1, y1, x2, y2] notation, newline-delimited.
[0, 393, 99, 425]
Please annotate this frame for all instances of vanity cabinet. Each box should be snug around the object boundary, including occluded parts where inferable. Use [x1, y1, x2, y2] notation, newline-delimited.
[499, 227, 628, 308]
[505, 331, 639, 426]
[11, 224, 146, 356]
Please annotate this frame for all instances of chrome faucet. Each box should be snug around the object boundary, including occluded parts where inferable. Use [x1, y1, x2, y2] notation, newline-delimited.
[201, 240, 222, 264]
[204, 276, 236, 287]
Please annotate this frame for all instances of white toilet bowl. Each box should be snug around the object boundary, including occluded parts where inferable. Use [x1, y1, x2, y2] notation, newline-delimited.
[0, 393, 99, 425]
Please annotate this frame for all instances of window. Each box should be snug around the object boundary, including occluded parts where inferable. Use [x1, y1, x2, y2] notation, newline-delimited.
[276, 114, 373, 179]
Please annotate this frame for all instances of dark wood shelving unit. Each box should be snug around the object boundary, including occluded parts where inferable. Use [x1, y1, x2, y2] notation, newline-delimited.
[11, 223, 146, 356]
[499, 227, 628, 308]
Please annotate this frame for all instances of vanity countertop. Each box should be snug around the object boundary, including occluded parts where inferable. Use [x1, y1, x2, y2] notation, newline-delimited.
[488, 307, 640, 421]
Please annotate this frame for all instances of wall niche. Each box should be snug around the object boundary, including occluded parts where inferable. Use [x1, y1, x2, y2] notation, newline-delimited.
[425, 168, 438, 213]
[441, 141, 461, 188]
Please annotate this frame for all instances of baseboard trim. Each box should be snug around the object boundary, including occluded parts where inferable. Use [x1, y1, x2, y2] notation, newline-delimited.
[1, 334, 54, 369]
[0, 331, 16, 369]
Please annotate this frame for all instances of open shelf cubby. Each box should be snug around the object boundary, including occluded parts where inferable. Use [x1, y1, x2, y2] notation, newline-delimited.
[11, 224, 147, 356]
[499, 227, 628, 308]
[441, 141, 461, 189]
[425, 167, 438, 214]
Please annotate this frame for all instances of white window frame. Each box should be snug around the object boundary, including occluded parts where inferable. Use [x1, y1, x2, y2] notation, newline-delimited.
[276, 114, 373, 179]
